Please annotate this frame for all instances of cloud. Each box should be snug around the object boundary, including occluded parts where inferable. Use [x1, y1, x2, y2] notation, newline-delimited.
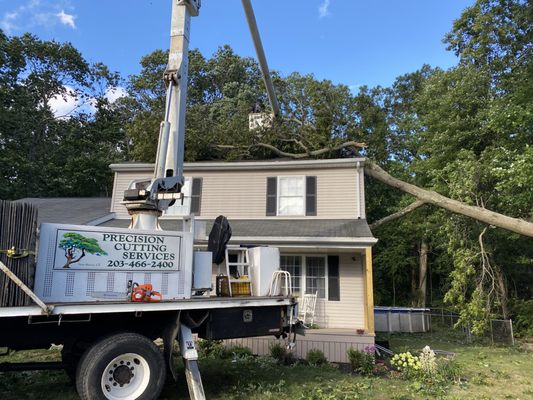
[0, 12, 19, 33]
[56, 10, 75, 29]
[48, 86, 80, 119]
[0, 0, 76, 34]
[318, 0, 331, 18]
[105, 87, 128, 103]
[48, 86, 128, 119]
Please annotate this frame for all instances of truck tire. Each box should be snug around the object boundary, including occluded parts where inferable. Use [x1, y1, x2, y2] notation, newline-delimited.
[75, 333, 166, 400]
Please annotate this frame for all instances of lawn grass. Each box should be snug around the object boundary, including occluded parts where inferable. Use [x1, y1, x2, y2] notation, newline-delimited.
[1, 330, 532, 400]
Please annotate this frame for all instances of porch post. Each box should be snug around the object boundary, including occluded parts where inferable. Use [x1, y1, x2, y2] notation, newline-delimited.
[364, 247, 375, 335]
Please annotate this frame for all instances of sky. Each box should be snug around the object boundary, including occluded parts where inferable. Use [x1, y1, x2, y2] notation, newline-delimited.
[0, 0, 475, 91]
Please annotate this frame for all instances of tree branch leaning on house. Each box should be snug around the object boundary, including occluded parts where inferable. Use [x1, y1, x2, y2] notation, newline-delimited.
[216, 142, 533, 238]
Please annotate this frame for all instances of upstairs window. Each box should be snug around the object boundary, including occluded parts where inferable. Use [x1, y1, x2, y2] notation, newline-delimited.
[278, 176, 305, 216]
[266, 176, 317, 216]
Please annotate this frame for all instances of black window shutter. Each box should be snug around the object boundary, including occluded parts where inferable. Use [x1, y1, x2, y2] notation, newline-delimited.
[306, 176, 317, 216]
[328, 255, 340, 301]
[266, 177, 277, 216]
[190, 178, 203, 215]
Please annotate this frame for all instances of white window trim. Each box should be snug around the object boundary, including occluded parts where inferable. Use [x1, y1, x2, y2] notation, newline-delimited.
[276, 175, 306, 217]
[281, 254, 328, 299]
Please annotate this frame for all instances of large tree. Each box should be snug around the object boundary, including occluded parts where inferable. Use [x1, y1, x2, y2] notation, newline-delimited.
[0, 32, 126, 199]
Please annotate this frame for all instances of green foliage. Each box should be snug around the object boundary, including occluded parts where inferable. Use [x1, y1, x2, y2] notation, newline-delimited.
[306, 349, 328, 366]
[392, 346, 463, 397]
[227, 345, 253, 360]
[0, 32, 126, 200]
[1, 0, 530, 328]
[124, 45, 263, 162]
[381, 0, 533, 326]
[197, 339, 225, 359]
[296, 380, 370, 400]
[347, 347, 374, 375]
[391, 351, 421, 378]
[2, 332, 532, 400]
[268, 342, 295, 365]
[510, 299, 533, 338]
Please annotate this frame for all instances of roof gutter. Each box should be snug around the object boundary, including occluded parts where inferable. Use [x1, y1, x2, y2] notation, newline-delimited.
[196, 235, 378, 247]
[110, 158, 367, 173]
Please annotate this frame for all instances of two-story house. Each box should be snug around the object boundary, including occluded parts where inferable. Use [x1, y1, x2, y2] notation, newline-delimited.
[20, 158, 377, 362]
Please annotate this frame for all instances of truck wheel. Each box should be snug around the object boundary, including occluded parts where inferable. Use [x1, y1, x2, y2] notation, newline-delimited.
[76, 333, 165, 400]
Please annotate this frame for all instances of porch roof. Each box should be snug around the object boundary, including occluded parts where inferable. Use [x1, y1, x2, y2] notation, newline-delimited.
[100, 218, 377, 247]
[14, 198, 377, 247]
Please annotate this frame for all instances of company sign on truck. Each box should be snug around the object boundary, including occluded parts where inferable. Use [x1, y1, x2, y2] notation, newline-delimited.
[53, 229, 181, 271]
[34, 224, 193, 303]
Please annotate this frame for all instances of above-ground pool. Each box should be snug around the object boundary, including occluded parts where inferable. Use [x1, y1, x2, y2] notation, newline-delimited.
[374, 307, 431, 333]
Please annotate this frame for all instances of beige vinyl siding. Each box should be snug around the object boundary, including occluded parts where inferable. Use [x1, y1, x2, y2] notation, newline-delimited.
[111, 166, 362, 219]
[277, 252, 365, 330]
[312, 254, 365, 329]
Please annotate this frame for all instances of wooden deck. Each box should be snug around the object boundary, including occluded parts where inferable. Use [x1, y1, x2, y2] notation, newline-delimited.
[225, 328, 374, 363]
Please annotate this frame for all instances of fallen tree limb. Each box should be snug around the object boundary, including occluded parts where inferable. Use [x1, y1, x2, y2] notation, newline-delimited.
[369, 200, 427, 230]
[213, 141, 367, 159]
[364, 162, 533, 237]
[213, 141, 533, 237]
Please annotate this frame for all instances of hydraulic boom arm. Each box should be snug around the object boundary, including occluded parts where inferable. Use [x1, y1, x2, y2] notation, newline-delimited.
[123, 0, 200, 229]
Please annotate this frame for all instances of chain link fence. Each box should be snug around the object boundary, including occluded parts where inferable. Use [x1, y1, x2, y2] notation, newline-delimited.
[429, 308, 515, 345]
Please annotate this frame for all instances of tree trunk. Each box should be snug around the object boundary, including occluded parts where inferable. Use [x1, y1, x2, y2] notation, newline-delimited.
[418, 240, 428, 308]
[364, 162, 533, 237]
[411, 266, 417, 307]
[495, 268, 509, 319]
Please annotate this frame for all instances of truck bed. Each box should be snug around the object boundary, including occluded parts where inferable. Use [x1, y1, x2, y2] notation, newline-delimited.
[0, 295, 295, 318]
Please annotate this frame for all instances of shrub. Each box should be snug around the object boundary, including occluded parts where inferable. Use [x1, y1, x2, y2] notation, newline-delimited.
[419, 346, 437, 377]
[511, 299, 533, 338]
[269, 342, 295, 365]
[196, 339, 225, 359]
[391, 351, 421, 378]
[392, 346, 463, 388]
[347, 346, 374, 375]
[269, 343, 286, 362]
[228, 345, 253, 360]
[306, 349, 328, 366]
[436, 357, 462, 382]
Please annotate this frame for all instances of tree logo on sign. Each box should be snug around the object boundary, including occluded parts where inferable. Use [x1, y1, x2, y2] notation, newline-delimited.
[58, 232, 107, 268]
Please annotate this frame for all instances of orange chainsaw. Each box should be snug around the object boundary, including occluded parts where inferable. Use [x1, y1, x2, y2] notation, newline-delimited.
[130, 282, 162, 302]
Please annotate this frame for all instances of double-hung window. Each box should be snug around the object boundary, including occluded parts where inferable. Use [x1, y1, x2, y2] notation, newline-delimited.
[266, 176, 317, 216]
[280, 255, 333, 300]
[278, 176, 305, 216]
[280, 255, 302, 295]
[305, 256, 326, 298]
